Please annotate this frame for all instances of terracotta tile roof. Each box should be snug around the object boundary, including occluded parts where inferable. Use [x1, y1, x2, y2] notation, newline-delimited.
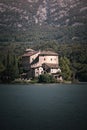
[22, 50, 58, 57]
[42, 63, 58, 69]
[39, 51, 58, 56]
[22, 51, 38, 57]
[25, 49, 35, 52]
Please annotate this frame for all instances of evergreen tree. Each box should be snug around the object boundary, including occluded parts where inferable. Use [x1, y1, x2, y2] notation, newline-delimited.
[0, 62, 5, 73]
[60, 56, 72, 81]
[1, 52, 19, 83]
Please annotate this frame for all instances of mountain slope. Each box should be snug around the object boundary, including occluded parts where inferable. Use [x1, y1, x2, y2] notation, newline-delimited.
[0, 0, 87, 43]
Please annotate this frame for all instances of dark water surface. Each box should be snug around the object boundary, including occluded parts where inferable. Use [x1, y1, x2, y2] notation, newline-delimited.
[0, 83, 87, 130]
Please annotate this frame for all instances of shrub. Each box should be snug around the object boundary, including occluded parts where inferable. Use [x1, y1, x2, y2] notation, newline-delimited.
[38, 74, 57, 83]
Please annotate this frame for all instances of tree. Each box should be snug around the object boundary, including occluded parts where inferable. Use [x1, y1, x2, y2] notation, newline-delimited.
[0, 62, 5, 73]
[18, 56, 23, 74]
[59, 56, 72, 81]
[0, 52, 19, 83]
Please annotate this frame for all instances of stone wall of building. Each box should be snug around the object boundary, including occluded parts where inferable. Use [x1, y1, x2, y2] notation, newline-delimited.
[39, 55, 58, 65]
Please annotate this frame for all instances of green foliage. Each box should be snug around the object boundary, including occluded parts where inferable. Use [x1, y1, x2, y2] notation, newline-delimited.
[18, 57, 24, 74]
[59, 56, 72, 81]
[0, 62, 5, 73]
[0, 52, 19, 83]
[73, 63, 87, 82]
[0, 41, 87, 82]
[0, 25, 87, 44]
[38, 74, 57, 83]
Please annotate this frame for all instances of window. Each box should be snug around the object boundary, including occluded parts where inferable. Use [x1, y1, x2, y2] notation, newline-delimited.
[44, 58, 46, 61]
[41, 71, 43, 74]
[32, 58, 34, 61]
[51, 58, 52, 61]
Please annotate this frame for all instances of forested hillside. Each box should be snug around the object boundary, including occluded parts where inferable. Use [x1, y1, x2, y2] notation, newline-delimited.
[0, 42, 87, 82]
[0, 0, 87, 43]
[0, 0, 87, 82]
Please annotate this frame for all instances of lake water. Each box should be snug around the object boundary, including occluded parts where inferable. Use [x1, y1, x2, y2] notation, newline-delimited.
[0, 83, 87, 130]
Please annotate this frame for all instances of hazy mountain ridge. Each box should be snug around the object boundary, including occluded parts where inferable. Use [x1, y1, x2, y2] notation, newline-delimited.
[0, 0, 87, 43]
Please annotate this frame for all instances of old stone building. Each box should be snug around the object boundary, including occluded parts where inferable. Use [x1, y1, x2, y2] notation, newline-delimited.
[22, 49, 61, 80]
